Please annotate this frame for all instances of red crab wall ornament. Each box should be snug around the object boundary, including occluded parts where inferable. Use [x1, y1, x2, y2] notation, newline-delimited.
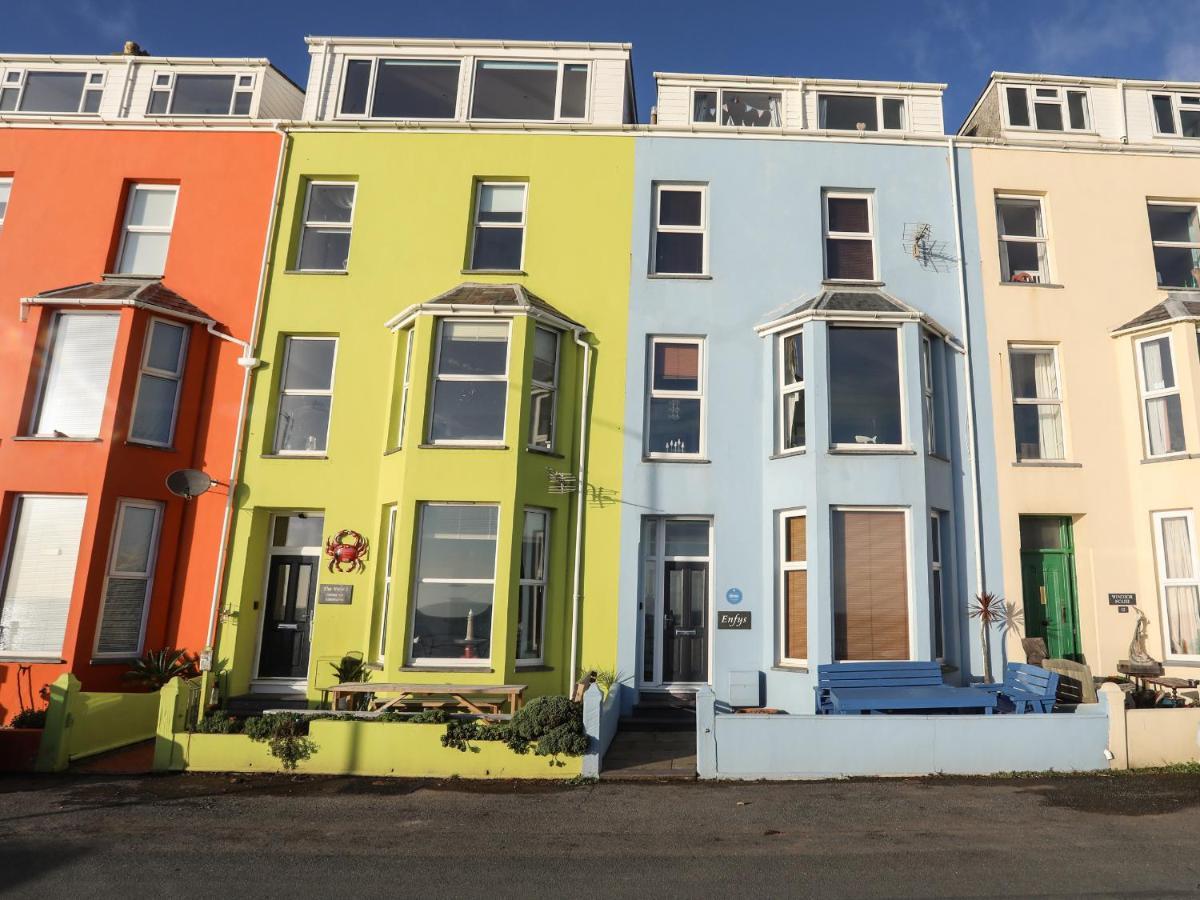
[325, 530, 369, 574]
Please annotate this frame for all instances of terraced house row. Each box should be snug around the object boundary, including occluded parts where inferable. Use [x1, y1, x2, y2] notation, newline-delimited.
[0, 34, 1197, 778]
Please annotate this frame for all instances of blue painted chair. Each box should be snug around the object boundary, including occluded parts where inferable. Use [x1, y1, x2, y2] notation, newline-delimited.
[974, 663, 1059, 714]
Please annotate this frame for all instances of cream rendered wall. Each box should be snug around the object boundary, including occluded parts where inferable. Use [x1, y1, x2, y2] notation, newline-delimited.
[969, 146, 1200, 676]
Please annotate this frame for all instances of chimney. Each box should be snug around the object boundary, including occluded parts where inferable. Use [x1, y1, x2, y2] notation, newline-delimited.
[122, 41, 149, 57]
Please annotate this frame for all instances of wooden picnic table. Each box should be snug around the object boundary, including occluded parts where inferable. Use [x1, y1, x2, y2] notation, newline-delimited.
[325, 682, 527, 718]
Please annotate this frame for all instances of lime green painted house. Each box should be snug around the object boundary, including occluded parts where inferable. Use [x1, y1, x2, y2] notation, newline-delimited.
[215, 37, 637, 704]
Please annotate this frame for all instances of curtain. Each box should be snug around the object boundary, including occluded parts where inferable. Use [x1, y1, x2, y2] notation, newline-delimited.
[1162, 516, 1200, 655]
[1033, 351, 1064, 459]
[1145, 398, 1171, 455]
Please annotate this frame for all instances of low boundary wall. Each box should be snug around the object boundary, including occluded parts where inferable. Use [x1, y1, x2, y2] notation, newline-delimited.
[582, 683, 621, 778]
[36, 674, 160, 772]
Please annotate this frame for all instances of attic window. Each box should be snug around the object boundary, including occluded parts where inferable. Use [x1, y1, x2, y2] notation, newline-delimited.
[470, 60, 591, 121]
[338, 58, 460, 119]
[692, 89, 781, 127]
[147, 73, 254, 116]
[1151, 93, 1200, 138]
[0, 70, 103, 115]
[1005, 85, 1090, 132]
[818, 95, 906, 132]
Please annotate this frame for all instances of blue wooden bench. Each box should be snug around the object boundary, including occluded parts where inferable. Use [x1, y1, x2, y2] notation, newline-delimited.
[972, 663, 1059, 713]
[816, 661, 998, 715]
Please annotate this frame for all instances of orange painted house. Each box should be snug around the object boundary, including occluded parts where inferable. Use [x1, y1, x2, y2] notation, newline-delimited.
[0, 47, 302, 721]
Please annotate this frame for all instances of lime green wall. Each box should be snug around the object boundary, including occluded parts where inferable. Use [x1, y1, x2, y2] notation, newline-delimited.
[218, 132, 633, 699]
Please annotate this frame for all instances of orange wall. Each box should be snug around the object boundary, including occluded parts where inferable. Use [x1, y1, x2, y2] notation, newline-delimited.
[0, 127, 281, 719]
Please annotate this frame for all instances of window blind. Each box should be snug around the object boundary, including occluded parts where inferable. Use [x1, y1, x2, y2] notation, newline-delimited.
[833, 510, 909, 660]
[827, 197, 870, 233]
[785, 515, 807, 660]
[34, 313, 119, 438]
[0, 496, 86, 655]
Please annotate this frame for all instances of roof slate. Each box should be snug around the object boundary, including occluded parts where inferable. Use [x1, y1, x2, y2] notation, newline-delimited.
[26, 276, 215, 323]
[421, 282, 584, 328]
[1114, 294, 1200, 333]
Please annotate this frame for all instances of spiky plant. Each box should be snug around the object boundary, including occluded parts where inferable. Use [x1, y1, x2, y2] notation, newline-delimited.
[124, 648, 199, 690]
[329, 653, 370, 710]
[967, 591, 1008, 683]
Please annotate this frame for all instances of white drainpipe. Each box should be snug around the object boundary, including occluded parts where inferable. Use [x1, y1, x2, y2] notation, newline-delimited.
[567, 332, 593, 688]
[203, 125, 288, 650]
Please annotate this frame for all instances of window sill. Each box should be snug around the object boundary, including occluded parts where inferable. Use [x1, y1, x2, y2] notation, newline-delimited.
[125, 441, 177, 452]
[399, 665, 496, 674]
[383, 445, 402, 457]
[768, 449, 806, 460]
[461, 269, 527, 276]
[365, 662, 384, 671]
[822, 279, 884, 288]
[90, 657, 139, 666]
[1012, 460, 1082, 468]
[516, 664, 554, 672]
[1155, 286, 1200, 293]
[828, 446, 916, 456]
[417, 442, 509, 451]
[647, 273, 712, 280]
[998, 281, 1064, 289]
[1140, 452, 1196, 465]
[284, 269, 349, 276]
[0, 655, 66, 664]
[928, 452, 950, 462]
[526, 446, 565, 459]
[771, 665, 810, 674]
[261, 453, 329, 460]
[642, 456, 711, 464]
[12, 435, 101, 443]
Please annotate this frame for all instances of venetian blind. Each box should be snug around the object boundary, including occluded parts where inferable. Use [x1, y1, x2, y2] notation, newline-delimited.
[785, 515, 808, 660]
[833, 510, 909, 660]
[33, 313, 120, 438]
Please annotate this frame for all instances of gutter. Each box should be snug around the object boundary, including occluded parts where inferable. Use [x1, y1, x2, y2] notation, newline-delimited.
[203, 125, 288, 651]
[568, 332, 594, 688]
[946, 135, 988, 602]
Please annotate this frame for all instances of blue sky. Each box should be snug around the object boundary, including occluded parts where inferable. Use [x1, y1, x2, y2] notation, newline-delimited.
[7, 0, 1199, 127]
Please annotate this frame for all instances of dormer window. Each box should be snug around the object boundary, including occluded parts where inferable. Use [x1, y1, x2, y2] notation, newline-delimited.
[470, 60, 590, 121]
[818, 94, 906, 131]
[147, 72, 254, 116]
[0, 69, 104, 114]
[691, 88, 781, 127]
[338, 58, 460, 119]
[1004, 85, 1090, 132]
[1151, 93, 1200, 138]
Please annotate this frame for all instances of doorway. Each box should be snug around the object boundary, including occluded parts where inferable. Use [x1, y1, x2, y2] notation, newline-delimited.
[639, 517, 711, 689]
[1018, 515, 1082, 661]
[254, 513, 323, 689]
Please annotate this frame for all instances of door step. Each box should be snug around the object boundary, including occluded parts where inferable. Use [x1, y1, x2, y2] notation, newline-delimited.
[620, 693, 697, 732]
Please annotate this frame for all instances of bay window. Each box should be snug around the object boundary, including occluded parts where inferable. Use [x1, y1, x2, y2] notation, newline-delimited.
[392, 329, 414, 448]
[274, 336, 337, 455]
[411, 503, 498, 665]
[823, 192, 875, 282]
[645, 337, 704, 458]
[1154, 511, 1200, 659]
[1009, 345, 1065, 461]
[930, 511, 946, 660]
[828, 326, 902, 448]
[297, 182, 357, 273]
[116, 184, 179, 277]
[529, 327, 559, 450]
[833, 508, 910, 661]
[778, 329, 805, 452]
[94, 500, 163, 658]
[517, 509, 549, 665]
[32, 312, 120, 439]
[779, 511, 808, 665]
[1147, 202, 1200, 289]
[430, 320, 509, 443]
[1137, 334, 1186, 458]
[129, 319, 188, 447]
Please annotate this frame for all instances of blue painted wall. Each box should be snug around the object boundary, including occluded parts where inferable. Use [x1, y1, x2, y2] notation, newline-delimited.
[617, 135, 1003, 713]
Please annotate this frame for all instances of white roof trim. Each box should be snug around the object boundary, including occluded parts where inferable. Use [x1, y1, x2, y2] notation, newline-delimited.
[384, 302, 582, 333]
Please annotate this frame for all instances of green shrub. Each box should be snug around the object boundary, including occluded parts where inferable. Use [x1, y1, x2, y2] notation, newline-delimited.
[441, 696, 588, 757]
[244, 713, 317, 770]
[195, 713, 243, 734]
[7, 708, 46, 729]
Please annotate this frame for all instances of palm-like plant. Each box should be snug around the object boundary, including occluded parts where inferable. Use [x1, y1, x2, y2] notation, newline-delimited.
[124, 648, 199, 690]
[967, 591, 1009, 683]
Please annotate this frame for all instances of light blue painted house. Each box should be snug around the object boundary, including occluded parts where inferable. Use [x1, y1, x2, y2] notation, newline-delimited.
[616, 71, 1005, 716]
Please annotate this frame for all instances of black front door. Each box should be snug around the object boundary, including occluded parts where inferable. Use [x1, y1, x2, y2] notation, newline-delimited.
[662, 560, 708, 683]
[257, 555, 318, 679]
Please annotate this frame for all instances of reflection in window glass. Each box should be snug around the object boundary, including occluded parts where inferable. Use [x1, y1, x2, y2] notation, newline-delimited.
[819, 94, 877, 130]
[472, 60, 557, 120]
[653, 185, 706, 275]
[272, 514, 324, 548]
[170, 74, 235, 115]
[470, 183, 526, 271]
[430, 320, 509, 442]
[372, 59, 459, 119]
[829, 326, 902, 446]
[275, 337, 337, 454]
[1148, 203, 1200, 289]
[20, 71, 86, 112]
[298, 183, 356, 272]
[559, 64, 588, 118]
[516, 509, 548, 664]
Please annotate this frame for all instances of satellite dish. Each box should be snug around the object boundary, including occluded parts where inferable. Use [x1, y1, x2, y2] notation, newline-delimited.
[166, 469, 214, 500]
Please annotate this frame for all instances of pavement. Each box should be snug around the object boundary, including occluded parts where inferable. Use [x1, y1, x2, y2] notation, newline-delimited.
[3, 769, 1200, 897]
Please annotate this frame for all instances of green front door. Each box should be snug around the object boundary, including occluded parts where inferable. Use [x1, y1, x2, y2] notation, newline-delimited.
[1019, 516, 1082, 661]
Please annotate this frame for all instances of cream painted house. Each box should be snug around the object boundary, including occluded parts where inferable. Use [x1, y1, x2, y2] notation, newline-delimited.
[960, 73, 1200, 677]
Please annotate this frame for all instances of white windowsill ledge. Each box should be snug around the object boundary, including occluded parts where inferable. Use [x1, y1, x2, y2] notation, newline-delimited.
[417, 442, 509, 451]
[1012, 460, 1082, 468]
[261, 453, 330, 460]
[642, 456, 711, 464]
[768, 449, 806, 460]
[284, 269, 349, 276]
[828, 446, 916, 456]
[1140, 452, 1196, 465]
[998, 281, 1064, 289]
[12, 435, 101, 443]
[771, 665, 810, 674]
[647, 273, 712, 280]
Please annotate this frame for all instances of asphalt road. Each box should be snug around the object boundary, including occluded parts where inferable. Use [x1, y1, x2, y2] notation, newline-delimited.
[2, 771, 1200, 898]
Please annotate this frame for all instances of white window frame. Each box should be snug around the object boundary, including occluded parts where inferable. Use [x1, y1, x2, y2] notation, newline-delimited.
[1150, 92, 1200, 137]
[639, 516, 714, 688]
[0, 176, 11, 233]
[831, 505, 916, 662]
[778, 509, 808, 668]
[1002, 84, 1091, 132]
[92, 499, 164, 660]
[516, 507, 551, 667]
[816, 93, 908, 132]
[146, 70, 255, 117]
[468, 181, 528, 272]
[777, 327, 805, 454]
[688, 86, 785, 128]
[296, 180, 357, 273]
[651, 183, 708, 276]
[115, 184, 179, 277]
[429, 318, 511, 446]
[0, 68, 105, 115]
[273, 336, 338, 456]
[409, 502, 500, 668]
[827, 324, 906, 451]
[996, 194, 1051, 284]
[1147, 201, 1200, 288]
[822, 190, 877, 283]
[336, 56, 463, 121]
[128, 318, 189, 448]
[930, 510, 945, 661]
[392, 328, 414, 449]
[528, 326, 560, 451]
[376, 504, 398, 663]
[468, 59, 591, 122]
[1135, 331, 1186, 459]
[1009, 343, 1067, 462]
[29, 310, 120, 439]
[645, 335, 706, 460]
[1154, 509, 1200, 663]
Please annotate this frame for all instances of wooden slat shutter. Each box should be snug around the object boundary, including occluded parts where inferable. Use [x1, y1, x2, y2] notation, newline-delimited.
[785, 516, 807, 660]
[833, 510, 909, 660]
[659, 344, 698, 380]
[825, 239, 875, 280]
